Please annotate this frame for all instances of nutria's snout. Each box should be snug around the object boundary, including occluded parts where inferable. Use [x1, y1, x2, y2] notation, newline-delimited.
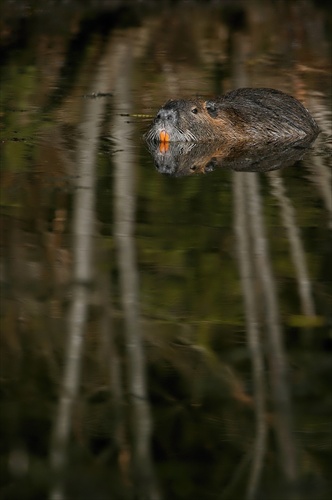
[145, 88, 319, 145]
[153, 105, 178, 143]
[156, 105, 178, 124]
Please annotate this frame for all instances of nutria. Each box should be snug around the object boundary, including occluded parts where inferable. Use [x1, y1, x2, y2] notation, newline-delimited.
[145, 88, 319, 144]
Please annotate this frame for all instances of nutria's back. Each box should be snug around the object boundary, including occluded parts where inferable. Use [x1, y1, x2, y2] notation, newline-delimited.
[145, 88, 319, 144]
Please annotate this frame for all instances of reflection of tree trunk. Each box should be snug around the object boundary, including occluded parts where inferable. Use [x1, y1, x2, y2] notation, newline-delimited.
[305, 149, 332, 229]
[113, 40, 161, 500]
[245, 173, 298, 487]
[304, 96, 332, 228]
[49, 50, 112, 500]
[99, 268, 130, 492]
[231, 27, 298, 491]
[269, 171, 316, 318]
[232, 30, 267, 500]
[233, 173, 267, 500]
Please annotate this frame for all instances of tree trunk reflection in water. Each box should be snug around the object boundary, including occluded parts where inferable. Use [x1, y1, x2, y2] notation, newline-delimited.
[231, 30, 267, 500]
[304, 130, 332, 229]
[113, 40, 161, 500]
[233, 173, 267, 500]
[231, 26, 298, 492]
[99, 267, 129, 490]
[268, 171, 316, 319]
[246, 173, 298, 488]
[48, 51, 111, 500]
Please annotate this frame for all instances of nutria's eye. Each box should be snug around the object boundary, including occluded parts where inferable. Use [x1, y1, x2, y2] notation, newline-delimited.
[191, 107, 198, 114]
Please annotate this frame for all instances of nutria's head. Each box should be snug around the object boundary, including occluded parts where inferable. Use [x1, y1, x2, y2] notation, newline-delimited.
[144, 98, 225, 143]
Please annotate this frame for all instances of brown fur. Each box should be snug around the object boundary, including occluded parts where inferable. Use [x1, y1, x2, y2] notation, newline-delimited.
[145, 88, 319, 144]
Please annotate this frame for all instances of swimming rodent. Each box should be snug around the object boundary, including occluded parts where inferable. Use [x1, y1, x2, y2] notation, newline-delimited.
[145, 88, 319, 144]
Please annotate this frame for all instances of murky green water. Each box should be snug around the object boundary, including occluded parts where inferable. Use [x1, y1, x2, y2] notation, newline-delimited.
[1, 1, 331, 499]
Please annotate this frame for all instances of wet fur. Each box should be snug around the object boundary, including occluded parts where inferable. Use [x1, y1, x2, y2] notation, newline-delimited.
[145, 88, 319, 144]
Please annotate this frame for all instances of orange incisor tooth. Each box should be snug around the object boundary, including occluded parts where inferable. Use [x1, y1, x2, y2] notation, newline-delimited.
[159, 130, 170, 143]
[159, 142, 169, 153]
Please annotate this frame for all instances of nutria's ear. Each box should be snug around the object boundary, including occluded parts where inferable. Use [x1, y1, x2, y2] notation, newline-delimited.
[205, 100, 218, 118]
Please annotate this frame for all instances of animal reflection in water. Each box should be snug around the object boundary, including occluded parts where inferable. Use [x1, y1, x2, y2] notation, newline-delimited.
[144, 87, 318, 176]
[145, 138, 317, 176]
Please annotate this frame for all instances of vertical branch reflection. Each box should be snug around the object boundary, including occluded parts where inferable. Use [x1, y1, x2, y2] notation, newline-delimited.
[99, 269, 130, 490]
[233, 173, 267, 500]
[269, 171, 316, 318]
[305, 146, 332, 229]
[232, 28, 298, 485]
[113, 40, 161, 500]
[231, 28, 267, 500]
[246, 173, 298, 486]
[49, 57, 111, 500]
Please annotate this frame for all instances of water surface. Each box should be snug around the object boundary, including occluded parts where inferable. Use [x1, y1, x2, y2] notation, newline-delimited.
[1, 1, 331, 499]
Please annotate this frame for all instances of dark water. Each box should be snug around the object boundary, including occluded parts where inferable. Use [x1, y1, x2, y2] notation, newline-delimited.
[1, 1, 331, 500]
